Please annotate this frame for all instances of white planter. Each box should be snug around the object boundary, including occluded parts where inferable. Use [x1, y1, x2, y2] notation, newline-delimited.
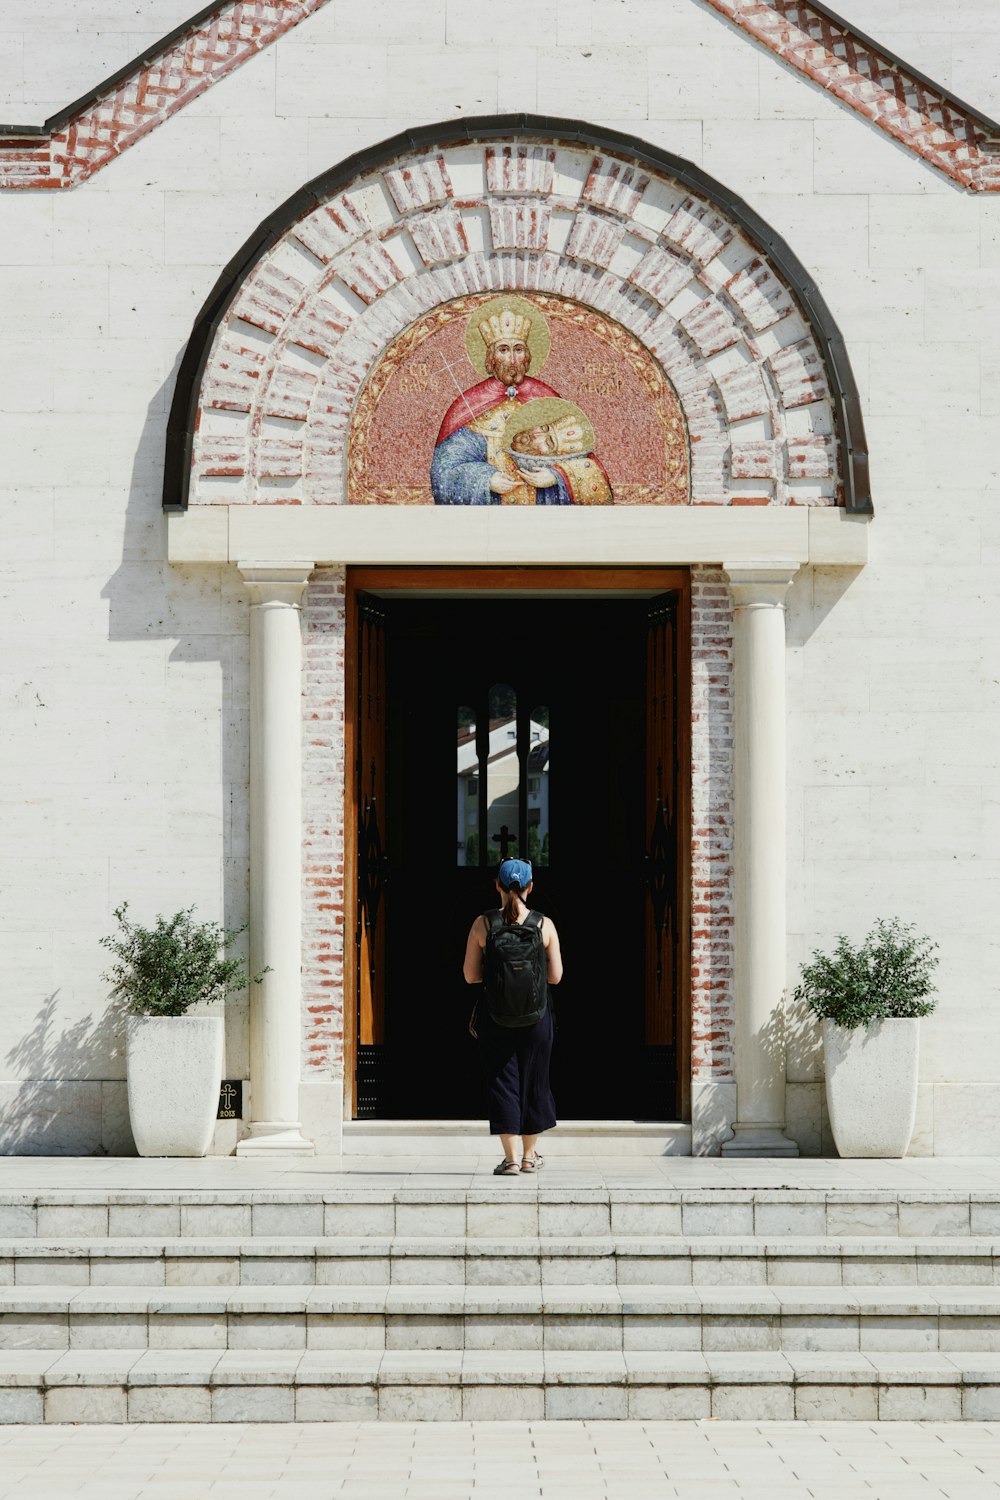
[126, 1015, 224, 1157]
[822, 1017, 921, 1159]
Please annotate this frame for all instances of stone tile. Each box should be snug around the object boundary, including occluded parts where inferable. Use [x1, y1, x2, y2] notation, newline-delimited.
[395, 1203, 466, 1237]
[180, 1204, 252, 1237]
[767, 1256, 842, 1286]
[541, 1257, 616, 1286]
[0, 1388, 44, 1422]
[754, 1202, 826, 1236]
[939, 1316, 1000, 1352]
[795, 1382, 878, 1420]
[898, 1199, 971, 1236]
[211, 1384, 296, 1421]
[377, 1383, 463, 1420]
[826, 1202, 899, 1237]
[610, 1203, 682, 1236]
[617, 1256, 692, 1286]
[859, 1315, 938, 1352]
[461, 1384, 544, 1421]
[324, 1203, 394, 1237]
[147, 1314, 227, 1351]
[250, 1203, 324, 1237]
[240, 1255, 315, 1286]
[385, 1315, 463, 1351]
[69, 1313, 147, 1350]
[127, 1384, 212, 1421]
[544, 1384, 628, 1420]
[543, 1316, 622, 1352]
[702, 1315, 780, 1353]
[295, 1384, 379, 1420]
[539, 1204, 610, 1236]
[389, 1256, 465, 1286]
[842, 1257, 917, 1286]
[45, 1385, 128, 1423]
[316, 1256, 390, 1286]
[166, 1256, 240, 1286]
[780, 1314, 859, 1352]
[464, 1315, 542, 1351]
[682, 1204, 754, 1236]
[711, 1382, 795, 1419]
[0, 1207, 36, 1236]
[306, 1314, 384, 1350]
[36, 1205, 108, 1237]
[693, 1256, 768, 1287]
[227, 1313, 306, 1351]
[628, 1383, 711, 1418]
[91, 1256, 165, 1288]
[0, 1314, 67, 1350]
[15, 1256, 88, 1286]
[622, 1315, 701, 1352]
[878, 1382, 963, 1420]
[464, 1256, 541, 1287]
[466, 1202, 538, 1237]
[108, 1205, 181, 1237]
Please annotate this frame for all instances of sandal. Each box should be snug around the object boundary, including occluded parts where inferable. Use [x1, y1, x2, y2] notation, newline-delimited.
[493, 1158, 520, 1175]
[520, 1153, 543, 1172]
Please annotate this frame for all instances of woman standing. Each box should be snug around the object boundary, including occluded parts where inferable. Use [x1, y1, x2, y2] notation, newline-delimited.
[463, 858, 563, 1175]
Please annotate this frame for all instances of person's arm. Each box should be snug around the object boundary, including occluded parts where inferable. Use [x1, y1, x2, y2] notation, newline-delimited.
[463, 917, 486, 984]
[543, 917, 563, 984]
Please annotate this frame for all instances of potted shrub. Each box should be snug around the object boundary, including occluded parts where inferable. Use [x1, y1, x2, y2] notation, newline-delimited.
[794, 918, 938, 1159]
[101, 904, 260, 1157]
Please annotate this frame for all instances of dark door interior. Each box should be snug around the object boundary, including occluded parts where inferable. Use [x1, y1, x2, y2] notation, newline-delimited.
[354, 592, 683, 1121]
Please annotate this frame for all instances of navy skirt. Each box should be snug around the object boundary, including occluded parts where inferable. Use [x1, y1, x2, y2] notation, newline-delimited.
[476, 1001, 557, 1137]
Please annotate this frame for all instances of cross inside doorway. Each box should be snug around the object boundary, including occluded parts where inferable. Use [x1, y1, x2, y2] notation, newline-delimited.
[491, 824, 516, 859]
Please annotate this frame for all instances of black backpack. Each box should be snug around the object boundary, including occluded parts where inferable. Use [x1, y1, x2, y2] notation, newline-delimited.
[482, 909, 548, 1028]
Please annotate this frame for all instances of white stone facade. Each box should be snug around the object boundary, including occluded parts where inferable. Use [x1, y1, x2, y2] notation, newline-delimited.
[2, 0, 1000, 1155]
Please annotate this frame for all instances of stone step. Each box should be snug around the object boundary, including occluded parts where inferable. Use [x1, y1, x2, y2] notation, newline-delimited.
[2, 1191, 995, 1239]
[341, 1120, 693, 1155]
[4, 1283, 1000, 1354]
[3, 1236, 999, 1287]
[2, 1348, 1000, 1423]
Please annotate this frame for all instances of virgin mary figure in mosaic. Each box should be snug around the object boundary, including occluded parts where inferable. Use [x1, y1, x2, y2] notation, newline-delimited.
[430, 296, 612, 505]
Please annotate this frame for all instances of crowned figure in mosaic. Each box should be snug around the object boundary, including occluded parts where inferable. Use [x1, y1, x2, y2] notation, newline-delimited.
[503, 398, 613, 506]
[431, 297, 562, 505]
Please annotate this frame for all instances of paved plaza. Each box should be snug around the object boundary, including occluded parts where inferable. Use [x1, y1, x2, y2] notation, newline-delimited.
[1, 1420, 1000, 1498]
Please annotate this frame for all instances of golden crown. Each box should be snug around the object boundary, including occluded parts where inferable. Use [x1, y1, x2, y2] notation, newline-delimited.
[478, 307, 532, 347]
[550, 414, 588, 451]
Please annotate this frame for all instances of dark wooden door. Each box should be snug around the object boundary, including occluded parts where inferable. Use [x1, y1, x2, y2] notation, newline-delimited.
[354, 593, 389, 1114]
[353, 592, 686, 1121]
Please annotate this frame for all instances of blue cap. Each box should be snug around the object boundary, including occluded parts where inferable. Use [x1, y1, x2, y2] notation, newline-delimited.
[498, 858, 533, 891]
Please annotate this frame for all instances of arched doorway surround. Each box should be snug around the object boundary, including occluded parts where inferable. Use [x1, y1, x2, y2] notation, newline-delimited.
[164, 120, 871, 1157]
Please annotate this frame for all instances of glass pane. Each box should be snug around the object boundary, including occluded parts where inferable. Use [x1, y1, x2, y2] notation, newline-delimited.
[528, 705, 550, 867]
[457, 704, 478, 866]
[486, 683, 519, 862]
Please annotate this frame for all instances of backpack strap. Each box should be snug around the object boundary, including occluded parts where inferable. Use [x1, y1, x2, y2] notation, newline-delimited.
[482, 910, 501, 936]
[526, 910, 544, 930]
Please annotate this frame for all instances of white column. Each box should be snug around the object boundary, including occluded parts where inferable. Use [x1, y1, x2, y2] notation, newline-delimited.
[236, 562, 315, 1157]
[721, 563, 800, 1157]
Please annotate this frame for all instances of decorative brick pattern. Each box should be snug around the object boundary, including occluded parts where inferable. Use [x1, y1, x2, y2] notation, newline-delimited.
[2, 1, 998, 192]
[689, 569, 735, 1082]
[301, 568, 347, 1078]
[488, 200, 550, 254]
[0, 0, 332, 190]
[189, 137, 841, 508]
[703, 0, 1000, 192]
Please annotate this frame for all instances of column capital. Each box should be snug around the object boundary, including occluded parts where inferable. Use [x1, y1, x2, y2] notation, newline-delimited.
[238, 560, 314, 606]
[722, 561, 800, 609]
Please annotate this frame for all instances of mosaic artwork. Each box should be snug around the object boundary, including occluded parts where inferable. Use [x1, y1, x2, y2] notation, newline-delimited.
[347, 293, 690, 505]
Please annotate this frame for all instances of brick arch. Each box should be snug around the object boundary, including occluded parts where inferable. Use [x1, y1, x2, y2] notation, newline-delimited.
[168, 119, 869, 513]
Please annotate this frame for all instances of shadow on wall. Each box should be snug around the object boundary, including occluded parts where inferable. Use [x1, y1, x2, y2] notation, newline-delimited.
[96, 373, 251, 1122]
[1, 991, 135, 1155]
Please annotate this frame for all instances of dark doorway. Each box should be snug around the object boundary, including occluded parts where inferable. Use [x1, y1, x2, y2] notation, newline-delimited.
[347, 574, 690, 1123]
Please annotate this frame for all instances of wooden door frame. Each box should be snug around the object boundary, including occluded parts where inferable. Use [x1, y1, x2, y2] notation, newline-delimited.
[343, 565, 692, 1122]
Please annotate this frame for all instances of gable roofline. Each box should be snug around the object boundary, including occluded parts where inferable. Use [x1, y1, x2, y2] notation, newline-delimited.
[0, 0, 996, 190]
[162, 114, 872, 516]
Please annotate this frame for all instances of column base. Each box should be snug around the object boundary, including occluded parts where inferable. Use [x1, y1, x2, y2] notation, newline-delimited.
[236, 1122, 315, 1158]
[721, 1123, 799, 1158]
